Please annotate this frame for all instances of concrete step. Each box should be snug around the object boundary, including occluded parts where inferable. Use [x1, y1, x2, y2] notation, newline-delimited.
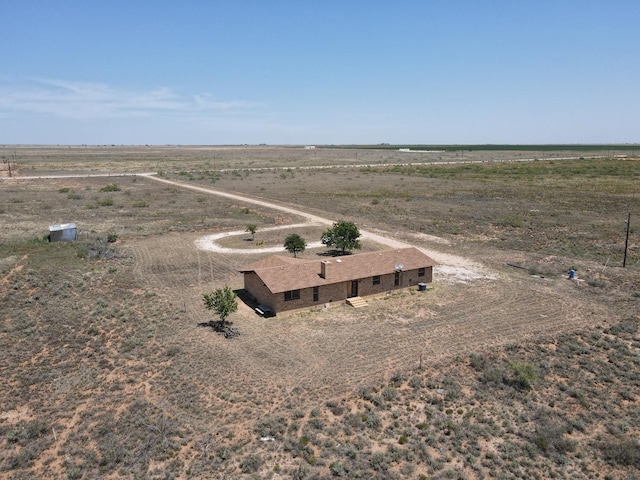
[346, 296, 368, 308]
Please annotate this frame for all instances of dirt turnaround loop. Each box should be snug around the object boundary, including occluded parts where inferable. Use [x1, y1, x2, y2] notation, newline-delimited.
[144, 175, 494, 283]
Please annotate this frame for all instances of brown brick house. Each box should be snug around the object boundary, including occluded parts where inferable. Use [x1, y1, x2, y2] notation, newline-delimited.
[239, 247, 436, 315]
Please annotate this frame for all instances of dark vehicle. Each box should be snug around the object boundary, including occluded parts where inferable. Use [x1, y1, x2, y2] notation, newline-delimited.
[255, 304, 275, 317]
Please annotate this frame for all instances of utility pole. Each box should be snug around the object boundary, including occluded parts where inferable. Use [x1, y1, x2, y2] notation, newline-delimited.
[8, 150, 15, 177]
[623, 212, 631, 268]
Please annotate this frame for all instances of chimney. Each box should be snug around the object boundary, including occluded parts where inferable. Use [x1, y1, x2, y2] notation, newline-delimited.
[320, 260, 331, 279]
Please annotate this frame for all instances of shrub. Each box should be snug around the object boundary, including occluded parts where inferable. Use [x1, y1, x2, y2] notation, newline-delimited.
[4, 447, 37, 470]
[165, 345, 181, 357]
[326, 401, 345, 416]
[255, 416, 288, 439]
[308, 417, 324, 431]
[7, 419, 49, 445]
[470, 353, 487, 371]
[215, 446, 232, 462]
[498, 214, 524, 228]
[400, 463, 415, 476]
[292, 463, 309, 480]
[533, 421, 576, 455]
[390, 371, 407, 387]
[444, 382, 463, 401]
[66, 466, 83, 480]
[409, 376, 423, 389]
[100, 184, 121, 192]
[604, 320, 638, 335]
[240, 454, 262, 473]
[358, 386, 374, 401]
[620, 389, 635, 401]
[369, 452, 387, 472]
[97, 197, 114, 206]
[329, 461, 345, 476]
[382, 386, 398, 401]
[355, 412, 382, 430]
[505, 361, 538, 391]
[601, 438, 640, 466]
[75, 243, 89, 258]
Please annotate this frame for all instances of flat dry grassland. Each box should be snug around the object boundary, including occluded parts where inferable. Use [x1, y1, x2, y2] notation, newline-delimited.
[0, 146, 639, 479]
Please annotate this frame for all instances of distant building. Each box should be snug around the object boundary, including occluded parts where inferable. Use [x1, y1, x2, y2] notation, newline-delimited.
[49, 223, 77, 242]
[304, 145, 316, 149]
[240, 247, 435, 315]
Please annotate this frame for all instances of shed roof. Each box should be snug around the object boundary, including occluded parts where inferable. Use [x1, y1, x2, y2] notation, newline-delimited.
[240, 247, 436, 293]
[49, 223, 77, 232]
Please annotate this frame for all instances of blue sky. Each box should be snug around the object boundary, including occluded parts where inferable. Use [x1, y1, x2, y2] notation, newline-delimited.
[1, 1, 638, 145]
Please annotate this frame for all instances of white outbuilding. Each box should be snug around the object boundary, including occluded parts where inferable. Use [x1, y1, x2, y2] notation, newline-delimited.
[49, 223, 77, 242]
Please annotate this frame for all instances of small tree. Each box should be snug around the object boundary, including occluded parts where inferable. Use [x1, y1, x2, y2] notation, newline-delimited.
[202, 286, 238, 324]
[321, 220, 361, 255]
[284, 233, 307, 258]
[246, 224, 258, 240]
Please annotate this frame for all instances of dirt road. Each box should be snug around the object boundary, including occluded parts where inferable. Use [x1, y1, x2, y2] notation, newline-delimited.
[145, 174, 494, 283]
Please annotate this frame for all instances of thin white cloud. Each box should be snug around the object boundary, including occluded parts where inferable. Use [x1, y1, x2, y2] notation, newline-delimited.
[193, 93, 258, 111]
[0, 78, 263, 120]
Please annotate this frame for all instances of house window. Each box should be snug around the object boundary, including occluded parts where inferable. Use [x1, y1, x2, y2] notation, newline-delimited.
[372, 275, 381, 285]
[284, 289, 300, 301]
[394, 271, 400, 286]
[313, 286, 319, 302]
[418, 268, 426, 277]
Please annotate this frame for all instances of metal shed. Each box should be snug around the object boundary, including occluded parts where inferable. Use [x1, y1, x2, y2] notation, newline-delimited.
[49, 223, 77, 242]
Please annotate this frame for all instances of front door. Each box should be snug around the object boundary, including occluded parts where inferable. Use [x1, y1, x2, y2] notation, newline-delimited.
[349, 280, 358, 298]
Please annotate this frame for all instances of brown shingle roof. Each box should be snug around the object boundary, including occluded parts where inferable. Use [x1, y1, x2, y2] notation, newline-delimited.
[239, 255, 300, 271]
[240, 247, 436, 293]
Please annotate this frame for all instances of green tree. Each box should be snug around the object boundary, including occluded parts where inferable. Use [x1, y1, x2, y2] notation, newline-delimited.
[246, 224, 258, 240]
[202, 286, 238, 323]
[284, 233, 307, 258]
[321, 220, 361, 255]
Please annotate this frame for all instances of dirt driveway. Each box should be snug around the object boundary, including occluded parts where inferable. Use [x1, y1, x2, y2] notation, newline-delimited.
[146, 174, 494, 283]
